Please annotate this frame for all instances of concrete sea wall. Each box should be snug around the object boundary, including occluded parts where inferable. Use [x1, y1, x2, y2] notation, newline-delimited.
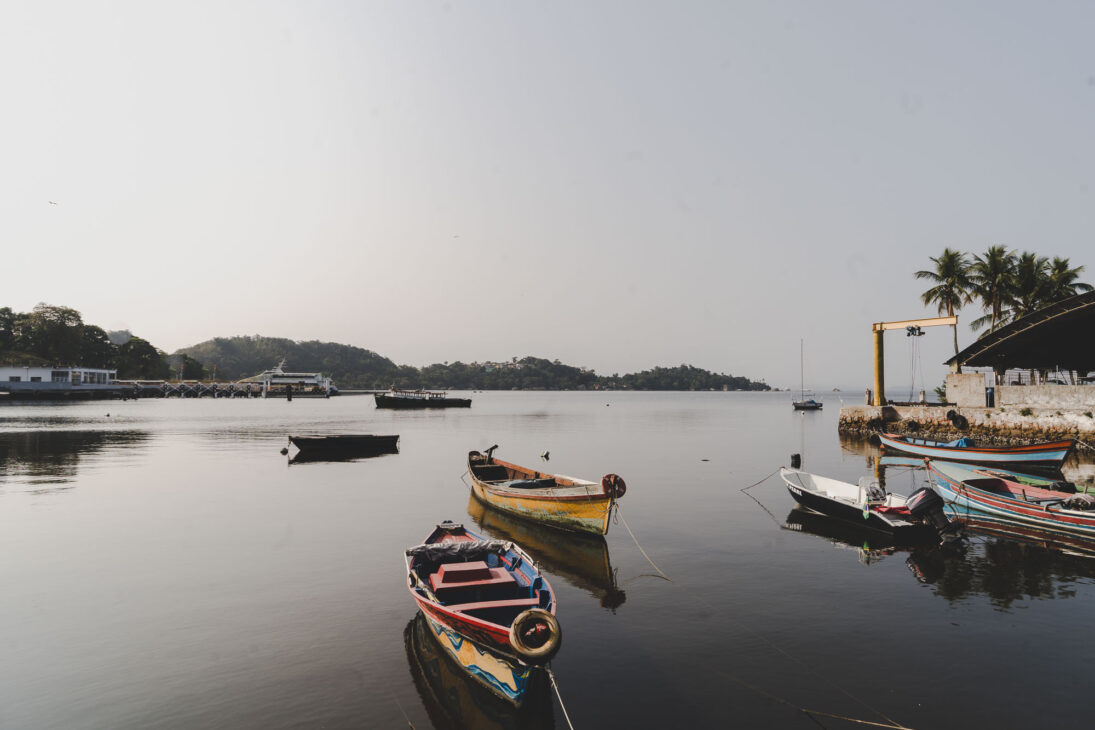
[839, 404, 1095, 445]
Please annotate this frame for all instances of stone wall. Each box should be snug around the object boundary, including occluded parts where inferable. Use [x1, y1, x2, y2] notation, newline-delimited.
[997, 384, 1095, 408]
[839, 403, 1095, 444]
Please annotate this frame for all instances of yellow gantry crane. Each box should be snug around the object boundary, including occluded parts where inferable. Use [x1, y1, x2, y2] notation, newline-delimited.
[871, 316, 958, 406]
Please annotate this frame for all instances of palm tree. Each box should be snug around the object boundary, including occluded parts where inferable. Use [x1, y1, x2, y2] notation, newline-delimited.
[1002, 251, 1049, 323]
[1044, 257, 1093, 303]
[969, 246, 1016, 333]
[915, 248, 972, 362]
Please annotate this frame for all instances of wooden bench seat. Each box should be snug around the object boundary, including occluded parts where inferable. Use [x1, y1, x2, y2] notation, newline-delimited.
[445, 596, 539, 613]
[430, 562, 517, 592]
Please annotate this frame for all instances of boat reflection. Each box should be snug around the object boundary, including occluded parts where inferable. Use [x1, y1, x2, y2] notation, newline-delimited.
[404, 613, 554, 730]
[0, 430, 150, 488]
[906, 534, 1095, 608]
[466, 492, 626, 610]
[287, 450, 398, 465]
[784, 507, 920, 565]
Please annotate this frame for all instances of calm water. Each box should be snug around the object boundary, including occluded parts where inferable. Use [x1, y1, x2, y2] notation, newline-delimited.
[2, 392, 1094, 729]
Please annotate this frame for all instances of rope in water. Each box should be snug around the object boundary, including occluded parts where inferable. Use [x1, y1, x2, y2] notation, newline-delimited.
[613, 501, 672, 582]
[732, 468, 912, 729]
[547, 667, 576, 730]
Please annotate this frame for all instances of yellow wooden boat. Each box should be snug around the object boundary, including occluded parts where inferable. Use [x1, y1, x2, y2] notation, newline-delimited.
[467, 446, 626, 536]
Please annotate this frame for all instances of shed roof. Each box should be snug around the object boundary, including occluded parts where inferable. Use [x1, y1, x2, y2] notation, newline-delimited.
[946, 290, 1095, 371]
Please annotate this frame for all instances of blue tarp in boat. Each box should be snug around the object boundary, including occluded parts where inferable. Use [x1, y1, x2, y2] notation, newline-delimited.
[942, 437, 975, 448]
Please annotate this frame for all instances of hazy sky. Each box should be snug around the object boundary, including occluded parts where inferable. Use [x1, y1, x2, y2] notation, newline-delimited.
[5, 2, 1095, 391]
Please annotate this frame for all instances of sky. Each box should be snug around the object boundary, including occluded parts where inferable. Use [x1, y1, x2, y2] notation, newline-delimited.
[4, 2, 1095, 392]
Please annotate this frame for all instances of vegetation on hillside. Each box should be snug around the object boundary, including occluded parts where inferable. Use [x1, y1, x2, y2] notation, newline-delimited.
[1, 305, 770, 391]
[0, 304, 170, 379]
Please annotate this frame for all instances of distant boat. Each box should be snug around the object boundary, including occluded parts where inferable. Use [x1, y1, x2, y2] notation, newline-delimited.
[876, 432, 1074, 467]
[467, 446, 625, 535]
[792, 339, 822, 410]
[375, 388, 471, 409]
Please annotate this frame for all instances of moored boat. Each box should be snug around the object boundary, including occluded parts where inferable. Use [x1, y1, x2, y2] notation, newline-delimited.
[927, 460, 1095, 539]
[780, 467, 955, 541]
[405, 521, 561, 664]
[877, 432, 1075, 467]
[467, 446, 625, 535]
[376, 388, 471, 409]
[287, 434, 399, 455]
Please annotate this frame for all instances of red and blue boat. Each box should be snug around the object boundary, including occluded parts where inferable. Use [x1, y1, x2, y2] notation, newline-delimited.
[405, 521, 561, 665]
[877, 432, 1074, 467]
[927, 461, 1095, 539]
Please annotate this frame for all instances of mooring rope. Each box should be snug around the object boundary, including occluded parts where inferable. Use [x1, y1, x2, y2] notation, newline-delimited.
[547, 666, 577, 730]
[613, 502, 672, 582]
[1077, 439, 1095, 453]
[731, 467, 911, 729]
[715, 670, 914, 729]
[388, 686, 417, 729]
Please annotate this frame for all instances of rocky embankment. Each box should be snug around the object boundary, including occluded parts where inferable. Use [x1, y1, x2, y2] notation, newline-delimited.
[839, 405, 1095, 446]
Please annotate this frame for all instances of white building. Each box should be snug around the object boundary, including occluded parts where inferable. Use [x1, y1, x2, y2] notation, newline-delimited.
[0, 365, 116, 385]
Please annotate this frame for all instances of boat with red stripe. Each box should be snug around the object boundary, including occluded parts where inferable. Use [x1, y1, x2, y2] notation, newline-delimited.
[927, 461, 1095, 538]
[877, 432, 1074, 467]
[404, 521, 561, 664]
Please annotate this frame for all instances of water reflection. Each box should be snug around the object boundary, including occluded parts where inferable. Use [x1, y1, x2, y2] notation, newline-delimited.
[0, 430, 150, 488]
[465, 493, 626, 610]
[784, 507, 918, 565]
[404, 613, 554, 730]
[906, 536, 1095, 609]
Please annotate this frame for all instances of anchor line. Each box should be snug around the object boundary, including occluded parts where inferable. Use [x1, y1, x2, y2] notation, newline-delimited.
[614, 502, 672, 582]
[547, 666, 577, 730]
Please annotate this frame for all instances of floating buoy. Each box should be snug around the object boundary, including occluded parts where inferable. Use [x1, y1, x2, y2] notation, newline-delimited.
[790, 453, 802, 468]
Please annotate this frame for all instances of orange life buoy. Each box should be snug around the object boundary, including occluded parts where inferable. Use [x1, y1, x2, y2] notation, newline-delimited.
[601, 473, 626, 499]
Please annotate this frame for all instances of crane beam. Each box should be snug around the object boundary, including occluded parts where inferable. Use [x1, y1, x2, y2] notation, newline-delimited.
[873, 316, 957, 332]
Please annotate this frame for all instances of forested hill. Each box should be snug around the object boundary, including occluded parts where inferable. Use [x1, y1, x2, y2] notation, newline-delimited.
[176, 336, 770, 391]
[178, 336, 408, 385]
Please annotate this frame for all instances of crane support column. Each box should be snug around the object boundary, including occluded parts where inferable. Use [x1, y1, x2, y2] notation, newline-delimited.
[873, 327, 885, 406]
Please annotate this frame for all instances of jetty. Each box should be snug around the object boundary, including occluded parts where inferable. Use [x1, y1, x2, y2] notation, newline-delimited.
[840, 291, 1095, 444]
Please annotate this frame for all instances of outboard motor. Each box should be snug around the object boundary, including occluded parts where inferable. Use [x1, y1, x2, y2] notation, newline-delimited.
[906, 486, 963, 544]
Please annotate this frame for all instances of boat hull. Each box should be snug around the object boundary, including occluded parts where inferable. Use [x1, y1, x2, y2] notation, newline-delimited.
[792, 401, 823, 410]
[784, 478, 932, 539]
[420, 613, 535, 706]
[376, 393, 471, 409]
[877, 432, 1074, 466]
[288, 434, 399, 454]
[467, 452, 615, 535]
[929, 462, 1095, 538]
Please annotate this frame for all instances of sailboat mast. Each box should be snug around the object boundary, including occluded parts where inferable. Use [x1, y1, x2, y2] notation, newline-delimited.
[800, 338, 804, 397]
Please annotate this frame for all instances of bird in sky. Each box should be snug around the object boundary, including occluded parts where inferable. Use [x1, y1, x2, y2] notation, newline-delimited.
[48, 201, 58, 205]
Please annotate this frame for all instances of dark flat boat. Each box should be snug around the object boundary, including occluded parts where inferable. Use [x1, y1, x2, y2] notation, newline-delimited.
[376, 389, 471, 409]
[287, 434, 399, 456]
[405, 521, 561, 664]
[780, 467, 946, 540]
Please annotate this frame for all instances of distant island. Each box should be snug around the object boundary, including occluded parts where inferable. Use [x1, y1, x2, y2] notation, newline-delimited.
[1, 304, 769, 391]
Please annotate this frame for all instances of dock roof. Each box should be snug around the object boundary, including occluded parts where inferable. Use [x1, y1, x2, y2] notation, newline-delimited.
[947, 290, 1095, 372]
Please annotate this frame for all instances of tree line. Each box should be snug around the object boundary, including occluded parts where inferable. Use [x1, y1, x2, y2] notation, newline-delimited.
[0, 304, 184, 379]
[1, 309, 770, 391]
[916, 247, 1091, 359]
[180, 336, 771, 391]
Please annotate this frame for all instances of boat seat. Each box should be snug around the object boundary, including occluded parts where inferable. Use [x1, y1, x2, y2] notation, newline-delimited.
[475, 465, 511, 481]
[429, 561, 517, 592]
[445, 596, 540, 613]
